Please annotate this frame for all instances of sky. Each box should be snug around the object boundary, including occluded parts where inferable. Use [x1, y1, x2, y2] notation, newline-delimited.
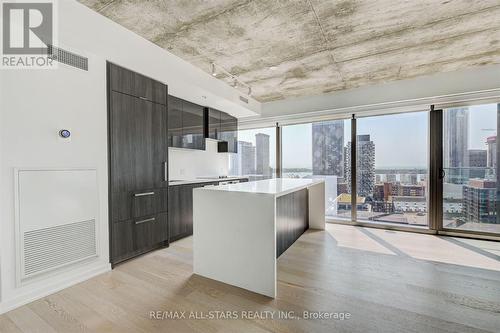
[239, 104, 498, 170]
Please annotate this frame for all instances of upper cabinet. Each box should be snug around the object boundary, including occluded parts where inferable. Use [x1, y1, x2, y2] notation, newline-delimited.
[182, 101, 205, 150]
[109, 63, 167, 105]
[168, 96, 183, 148]
[218, 111, 238, 153]
[205, 108, 238, 153]
[206, 108, 221, 140]
[167, 96, 205, 150]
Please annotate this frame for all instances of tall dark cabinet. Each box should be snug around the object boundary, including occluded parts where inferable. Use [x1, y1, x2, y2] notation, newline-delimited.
[107, 63, 169, 266]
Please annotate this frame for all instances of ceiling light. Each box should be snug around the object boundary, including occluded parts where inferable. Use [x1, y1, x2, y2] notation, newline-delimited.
[269, 66, 278, 70]
[211, 63, 217, 76]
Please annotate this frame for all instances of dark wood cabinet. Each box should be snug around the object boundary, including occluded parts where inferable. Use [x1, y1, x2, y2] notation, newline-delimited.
[276, 189, 309, 257]
[167, 96, 205, 150]
[108, 62, 169, 266]
[109, 63, 167, 105]
[109, 92, 168, 192]
[218, 112, 238, 153]
[111, 212, 168, 263]
[168, 184, 193, 241]
[204, 107, 238, 153]
[168, 182, 220, 242]
[168, 96, 183, 148]
[182, 101, 205, 150]
[205, 108, 221, 140]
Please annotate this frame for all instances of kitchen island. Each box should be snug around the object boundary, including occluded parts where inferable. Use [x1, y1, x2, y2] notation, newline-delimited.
[193, 178, 325, 297]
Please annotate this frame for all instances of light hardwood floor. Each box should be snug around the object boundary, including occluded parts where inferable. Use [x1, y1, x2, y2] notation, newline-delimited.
[1, 224, 500, 333]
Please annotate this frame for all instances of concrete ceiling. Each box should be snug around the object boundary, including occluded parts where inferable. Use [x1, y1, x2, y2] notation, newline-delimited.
[79, 0, 500, 102]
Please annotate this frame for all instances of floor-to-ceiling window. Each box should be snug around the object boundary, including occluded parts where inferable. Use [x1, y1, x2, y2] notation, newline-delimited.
[354, 112, 429, 227]
[281, 119, 351, 220]
[239, 102, 500, 239]
[442, 103, 500, 234]
[229, 127, 276, 180]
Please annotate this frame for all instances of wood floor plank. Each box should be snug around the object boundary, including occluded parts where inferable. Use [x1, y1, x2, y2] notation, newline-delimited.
[1, 224, 500, 333]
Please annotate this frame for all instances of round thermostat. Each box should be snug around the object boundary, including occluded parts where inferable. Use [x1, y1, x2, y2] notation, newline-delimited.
[59, 129, 71, 138]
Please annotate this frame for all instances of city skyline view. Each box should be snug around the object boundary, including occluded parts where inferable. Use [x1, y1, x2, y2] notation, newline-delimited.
[229, 104, 499, 233]
[282, 113, 430, 169]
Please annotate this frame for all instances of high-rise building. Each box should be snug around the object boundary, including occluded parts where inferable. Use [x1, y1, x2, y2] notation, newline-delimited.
[255, 133, 271, 177]
[239, 141, 256, 175]
[312, 121, 344, 176]
[462, 179, 497, 224]
[229, 141, 249, 176]
[487, 136, 497, 168]
[468, 149, 487, 179]
[344, 135, 375, 197]
[444, 108, 469, 184]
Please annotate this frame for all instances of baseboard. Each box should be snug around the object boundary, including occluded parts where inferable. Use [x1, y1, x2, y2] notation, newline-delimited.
[0, 261, 111, 315]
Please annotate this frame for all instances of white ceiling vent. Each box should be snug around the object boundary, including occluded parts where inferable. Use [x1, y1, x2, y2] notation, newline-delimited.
[239, 96, 249, 104]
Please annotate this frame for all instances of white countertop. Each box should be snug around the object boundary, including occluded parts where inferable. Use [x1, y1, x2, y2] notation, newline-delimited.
[168, 176, 248, 186]
[196, 178, 324, 196]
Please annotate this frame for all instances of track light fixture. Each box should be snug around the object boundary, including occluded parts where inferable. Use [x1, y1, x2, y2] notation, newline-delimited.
[211, 62, 252, 96]
[211, 62, 217, 76]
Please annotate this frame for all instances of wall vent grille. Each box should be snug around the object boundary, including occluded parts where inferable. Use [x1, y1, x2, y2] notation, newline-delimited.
[47, 45, 88, 71]
[23, 219, 97, 279]
[239, 96, 249, 104]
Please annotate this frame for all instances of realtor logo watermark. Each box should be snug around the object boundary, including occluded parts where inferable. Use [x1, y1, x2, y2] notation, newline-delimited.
[1, 0, 57, 69]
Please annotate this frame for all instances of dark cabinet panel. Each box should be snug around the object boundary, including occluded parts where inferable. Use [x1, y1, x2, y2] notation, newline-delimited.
[108, 62, 169, 266]
[111, 212, 168, 264]
[168, 96, 183, 148]
[168, 182, 218, 242]
[109, 63, 167, 105]
[182, 101, 205, 150]
[168, 184, 195, 241]
[134, 72, 167, 105]
[135, 212, 168, 253]
[167, 96, 205, 150]
[109, 92, 167, 192]
[219, 112, 238, 153]
[206, 108, 221, 140]
[276, 189, 308, 257]
[111, 188, 167, 222]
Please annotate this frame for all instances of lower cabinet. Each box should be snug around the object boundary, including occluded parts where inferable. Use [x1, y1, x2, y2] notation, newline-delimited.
[111, 212, 168, 264]
[276, 188, 309, 258]
[168, 182, 218, 242]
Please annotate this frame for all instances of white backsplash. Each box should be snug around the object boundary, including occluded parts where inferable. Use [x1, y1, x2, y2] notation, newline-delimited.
[169, 139, 230, 180]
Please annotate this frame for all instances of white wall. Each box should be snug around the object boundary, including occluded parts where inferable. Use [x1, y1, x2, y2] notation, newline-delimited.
[0, 0, 258, 313]
[169, 140, 230, 180]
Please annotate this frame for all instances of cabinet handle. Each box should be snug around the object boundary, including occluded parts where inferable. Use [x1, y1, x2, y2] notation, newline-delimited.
[163, 162, 167, 182]
[135, 217, 155, 225]
[139, 96, 147, 101]
[134, 191, 155, 197]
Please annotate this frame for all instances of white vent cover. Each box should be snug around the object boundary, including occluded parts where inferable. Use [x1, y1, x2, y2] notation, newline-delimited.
[16, 169, 99, 282]
[47, 44, 89, 71]
[23, 219, 97, 278]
